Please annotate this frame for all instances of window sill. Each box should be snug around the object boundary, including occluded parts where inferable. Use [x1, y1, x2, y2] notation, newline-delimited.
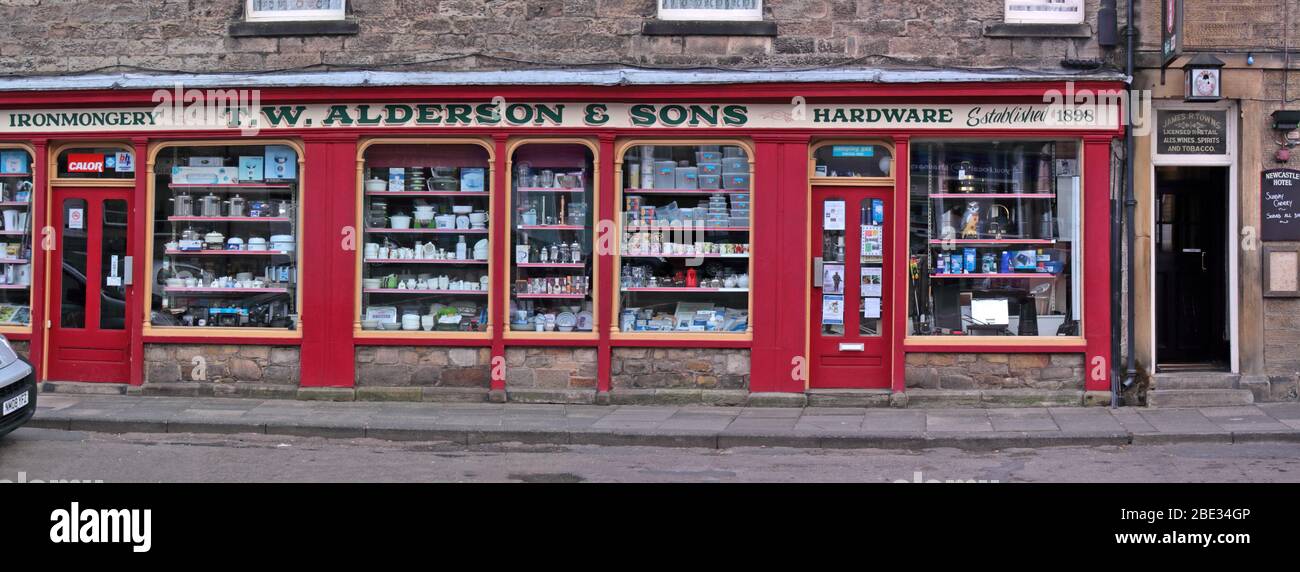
[642, 20, 777, 37]
[229, 19, 359, 38]
[982, 23, 1092, 39]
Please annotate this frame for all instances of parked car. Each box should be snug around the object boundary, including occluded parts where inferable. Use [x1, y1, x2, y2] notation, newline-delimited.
[0, 334, 35, 437]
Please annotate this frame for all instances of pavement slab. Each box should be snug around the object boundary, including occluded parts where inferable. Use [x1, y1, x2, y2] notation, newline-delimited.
[23, 393, 1300, 451]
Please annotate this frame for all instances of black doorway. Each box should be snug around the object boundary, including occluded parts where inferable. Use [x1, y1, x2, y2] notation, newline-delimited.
[1154, 166, 1230, 370]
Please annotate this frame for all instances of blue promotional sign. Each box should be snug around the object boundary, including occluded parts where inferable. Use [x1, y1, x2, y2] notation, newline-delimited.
[831, 145, 874, 157]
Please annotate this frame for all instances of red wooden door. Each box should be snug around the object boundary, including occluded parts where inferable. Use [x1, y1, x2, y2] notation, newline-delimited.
[47, 188, 132, 382]
[810, 187, 892, 388]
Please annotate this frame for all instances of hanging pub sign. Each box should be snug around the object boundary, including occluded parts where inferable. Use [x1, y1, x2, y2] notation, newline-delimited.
[1262, 169, 1300, 242]
[1161, 0, 1183, 67]
[1156, 109, 1226, 155]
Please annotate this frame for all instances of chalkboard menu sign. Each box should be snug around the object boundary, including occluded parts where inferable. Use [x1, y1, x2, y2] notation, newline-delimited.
[1262, 168, 1300, 241]
[1157, 110, 1227, 154]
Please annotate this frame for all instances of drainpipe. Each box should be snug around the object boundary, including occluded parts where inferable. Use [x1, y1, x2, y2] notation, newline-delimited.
[1100, 0, 1122, 408]
[1121, 0, 1138, 405]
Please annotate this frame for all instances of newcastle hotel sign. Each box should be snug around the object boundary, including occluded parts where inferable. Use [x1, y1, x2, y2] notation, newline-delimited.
[1, 101, 1120, 133]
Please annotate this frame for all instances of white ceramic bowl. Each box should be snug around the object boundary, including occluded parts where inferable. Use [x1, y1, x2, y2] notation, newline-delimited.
[390, 215, 412, 229]
[362, 278, 382, 289]
[361, 320, 379, 330]
[451, 205, 473, 214]
[365, 179, 387, 192]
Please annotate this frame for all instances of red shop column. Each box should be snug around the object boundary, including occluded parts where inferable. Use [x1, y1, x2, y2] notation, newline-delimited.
[128, 138, 149, 386]
[1083, 136, 1113, 392]
[299, 135, 357, 388]
[749, 135, 811, 394]
[27, 139, 49, 381]
[595, 134, 615, 396]
[489, 134, 509, 400]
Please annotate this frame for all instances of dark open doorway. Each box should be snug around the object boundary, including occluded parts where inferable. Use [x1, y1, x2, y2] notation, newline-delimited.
[1154, 166, 1230, 371]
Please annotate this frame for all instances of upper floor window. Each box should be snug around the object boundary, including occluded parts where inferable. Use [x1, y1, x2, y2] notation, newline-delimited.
[246, 0, 345, 22]
[1003, 0, 1084, 24]
[658, 0, 762, 22]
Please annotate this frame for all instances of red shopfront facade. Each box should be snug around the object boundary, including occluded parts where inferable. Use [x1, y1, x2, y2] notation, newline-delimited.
[0, 80, 1123, 405]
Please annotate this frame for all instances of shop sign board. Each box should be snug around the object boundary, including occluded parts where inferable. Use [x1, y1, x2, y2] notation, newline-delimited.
[66, 152, 105, 173]
[0, 101, 1121, 133]
[1156, 109, 1226, 155]
[1262, 169, 1300, 242]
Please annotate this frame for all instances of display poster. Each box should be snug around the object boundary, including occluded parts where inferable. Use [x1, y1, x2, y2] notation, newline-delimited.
[823, 200, 845, 231]
[863, 296, 881, 319]
[861, 267, 883, 297]
[821, 294, 844, 325]
[822, 264, 845, 295]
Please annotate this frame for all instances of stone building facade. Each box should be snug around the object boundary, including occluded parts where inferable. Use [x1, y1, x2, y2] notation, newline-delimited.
[3, 1, 1137, 406]
[1131, 1, 1300, 405]
[0, 0, 1111, 75]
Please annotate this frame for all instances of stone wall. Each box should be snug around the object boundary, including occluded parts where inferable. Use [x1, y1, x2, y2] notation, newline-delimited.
[505, 347, 597, 390]
[611, 347, 749, 390]
[355, 346, 491, 387]
[144, 344, 300, 384]
[905, 353, 1085, 391]
[0, 0, 1110, 76]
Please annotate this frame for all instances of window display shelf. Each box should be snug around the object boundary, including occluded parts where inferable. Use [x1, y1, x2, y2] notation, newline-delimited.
[625, 188, 749, 195]
[930, 193, 1056, 199]
[0, 259, 29, 264]
[363, 288, 487, 295]
[516, 262, 585, 269]
[0, 202, 29, 208]
[516, 224, 585, 231]
[622, 253, 749, 259]
[930, 273, 1057, 279]
[928, 239, 1057, 246]
[622, 287, 749, 293]
[516, 187, 585, 193]
[365, 228, 488, 234]
[163, 287, 291, 294]
[364, 258, 488, 265]
[0, 284, 26, 290]
[165, 249, 289, 256]
[0, 231, 27, 236]
[364, 191, 488, 197]
[515, 293, 587, 299]
[624, 225, 749, 232]
[167, 216, 292, 223]
[168, 183, 293, 190]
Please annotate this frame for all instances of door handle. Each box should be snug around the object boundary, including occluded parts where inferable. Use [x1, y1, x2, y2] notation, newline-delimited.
[1200, 251, 1207, 272]
[123, 256, 134, 286]
[813, 257, 824, 287]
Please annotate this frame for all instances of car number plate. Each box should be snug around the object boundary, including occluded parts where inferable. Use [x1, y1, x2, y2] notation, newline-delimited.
[2, 391, 28, 416]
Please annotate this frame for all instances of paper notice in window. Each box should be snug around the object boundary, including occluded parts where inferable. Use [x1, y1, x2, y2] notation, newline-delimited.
[823, 200, 845, 230]
[863, 296, 881, 319]
[822, 294, 844, 325]
[861, 267, 882, 297]
[862, 225, 883, 257]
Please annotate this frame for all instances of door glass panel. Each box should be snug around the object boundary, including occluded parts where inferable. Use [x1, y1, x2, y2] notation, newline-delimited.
[100, 199, 128, 330]
[60, 199, 89, 328]
[860, 198, 883, 336]
[820, 198, 846, 337]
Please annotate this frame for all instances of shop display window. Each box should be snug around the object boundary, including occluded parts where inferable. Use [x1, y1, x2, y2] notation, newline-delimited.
[150, 143, 301, 330]
[616, 142, 752, 335]
[359, 142, 492, 334]
[508, 141, 595, 335]
[908, 140, 1082, 337]
[0, 147, 34, 328]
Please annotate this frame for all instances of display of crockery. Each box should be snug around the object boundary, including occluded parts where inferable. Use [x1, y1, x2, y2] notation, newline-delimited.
[555, 311, 577, 332]
[575, 310, 593, 331]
